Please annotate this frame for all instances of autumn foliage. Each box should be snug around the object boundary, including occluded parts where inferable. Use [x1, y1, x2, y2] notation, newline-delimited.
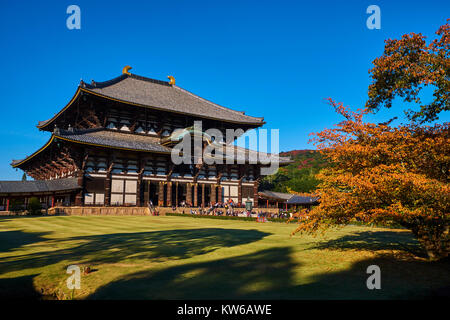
[366, 20, 449, 123]
[292, 21, 450, 260]
[292, 99, 449, 260]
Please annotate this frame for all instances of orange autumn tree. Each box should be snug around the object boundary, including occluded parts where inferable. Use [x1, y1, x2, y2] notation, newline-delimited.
[292, 21, 450, 261]
[366, 20, 449, 123]
[292, 99, 449, 260]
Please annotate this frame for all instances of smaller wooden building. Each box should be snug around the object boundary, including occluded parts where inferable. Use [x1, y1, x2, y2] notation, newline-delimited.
[0, 178, 81, 211]
[258, 190, 319, 210]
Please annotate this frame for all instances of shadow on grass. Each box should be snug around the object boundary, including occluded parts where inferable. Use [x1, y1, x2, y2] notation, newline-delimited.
[2, 225, 449, 300]
[0, 274, 41, 299]
[0, 228, 270, 275]
[88, 247, 450, 300]
[89, 247, 297, 300]
[1, 228, 270, 299]
[311, 230, 425, 257]
[0, 230, 51, 253]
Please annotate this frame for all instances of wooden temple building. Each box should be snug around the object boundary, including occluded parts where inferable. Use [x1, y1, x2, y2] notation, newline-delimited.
[257, 190, 319, 210]
[1, 67, 292, 211]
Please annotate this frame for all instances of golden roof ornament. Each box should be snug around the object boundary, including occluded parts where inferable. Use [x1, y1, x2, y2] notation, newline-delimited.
[168, 75, 175, 85]
[122, 65, 132, 75]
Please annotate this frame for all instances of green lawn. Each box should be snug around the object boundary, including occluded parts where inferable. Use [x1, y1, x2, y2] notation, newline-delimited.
[0, 215, 448, 299]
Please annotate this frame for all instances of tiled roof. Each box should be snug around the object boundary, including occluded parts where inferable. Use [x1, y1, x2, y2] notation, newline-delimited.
[0, 178, 80, 194]
[11, 159, 23, 166]
[56, 128, 172, 153]
[56, 128, 291, 164]
[232, 145, 292, 165]
[82, 73, 264, 125]
[12, 128, 292, 167]
[37, 120, 50, 127]
[205, 145, 292, 165]
[286, 195, 320, 205]
[258, 190, 295, 200]
[258, 190, 319, 204]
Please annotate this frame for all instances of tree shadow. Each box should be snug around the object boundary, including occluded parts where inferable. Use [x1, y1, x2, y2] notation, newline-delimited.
[0, 230, 51, 253]
[88, 246, 450, 300]
[3, 226, 449, 300]
[89, 247, 298, 300]
[311, 230, 425, 257]
[0, 274, 41, 299]
[0, 228, 270, 276]
[294, 254, 450, 299]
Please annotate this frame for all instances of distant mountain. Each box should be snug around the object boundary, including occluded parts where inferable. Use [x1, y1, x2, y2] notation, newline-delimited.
[260, 149, 328, 193]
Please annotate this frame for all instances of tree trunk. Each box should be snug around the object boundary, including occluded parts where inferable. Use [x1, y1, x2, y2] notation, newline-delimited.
[410, 223, 449, 261]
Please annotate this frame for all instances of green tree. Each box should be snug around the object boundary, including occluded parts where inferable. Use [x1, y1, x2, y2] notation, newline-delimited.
[260, 150, 327, 193]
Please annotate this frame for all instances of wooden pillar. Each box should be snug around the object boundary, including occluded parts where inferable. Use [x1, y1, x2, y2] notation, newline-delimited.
[104, 156, 113, 207]
[186, 183, 192, 206]
[136, 179, 142, 207]
[217, 184, 222, 204]
[266, 199, 269, 208]
[201, 184, 205, 207]
[175, 182, 179, 207]
[143, 181, 150, 206]
[193, 183, 198, 207]
[253, 181, 259, 208]
[104, 174, 111, 206]
[238, 182, 242, 206]
[136, 176, 143, 207]
[6, 198, 10, 211]
[211, 185, 217, 206]
[166, 182, 172, 207]
[136, 158, 145, 207]
[158, 182, 164, 206]
[74, 170, 84, 206]
[51, 195, 55, 208]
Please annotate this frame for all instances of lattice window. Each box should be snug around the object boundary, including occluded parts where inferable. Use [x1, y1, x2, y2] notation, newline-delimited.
[207, 166, 216, 179]
[97, 157, 107, 172]
[85, 157, 95, 173]
[230, 167, 239, 180]
[112, 159, 125, 174]
[143, 162, 155, 176]
[119, 119, 131, 131]
[126, 160, 138, 174]
[135, 125, 145, 134]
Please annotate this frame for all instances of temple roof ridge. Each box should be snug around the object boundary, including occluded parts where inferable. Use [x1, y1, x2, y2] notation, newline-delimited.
[38, 71, 266, 130]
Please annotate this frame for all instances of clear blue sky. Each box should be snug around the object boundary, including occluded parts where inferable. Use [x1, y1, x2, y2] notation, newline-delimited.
[0, 0, 448, 180]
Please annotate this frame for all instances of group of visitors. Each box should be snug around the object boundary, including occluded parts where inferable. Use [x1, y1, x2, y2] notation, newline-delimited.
[149, 198, 307, 220]
[172, 198, 253, 209]
[186, 207, 295, 220]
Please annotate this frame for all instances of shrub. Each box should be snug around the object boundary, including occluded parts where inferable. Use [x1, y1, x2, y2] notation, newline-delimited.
[9, 199, 24, 212]
[28, 197, 42, 216]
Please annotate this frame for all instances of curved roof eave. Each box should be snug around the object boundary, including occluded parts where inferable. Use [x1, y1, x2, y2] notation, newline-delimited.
[37, 86, 266, 131]
[36, 87, 83, 130]
[11, 132, 173, 169]
[11, 135, 56, 168]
